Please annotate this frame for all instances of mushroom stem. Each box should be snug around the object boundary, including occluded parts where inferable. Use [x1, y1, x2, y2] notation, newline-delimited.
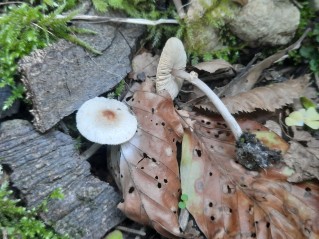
[80, 143, 102, 160]
[172, 69, 243, 139]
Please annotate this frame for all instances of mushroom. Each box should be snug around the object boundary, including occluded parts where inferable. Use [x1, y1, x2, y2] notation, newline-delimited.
[156, 37, 187, 99]
[156, 37, 281, 170]
[76, 97, 137, 145]
[156, 37, 242, 139]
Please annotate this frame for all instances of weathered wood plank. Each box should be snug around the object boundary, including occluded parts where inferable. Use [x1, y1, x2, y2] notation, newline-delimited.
[0, 120, 125, 238]
[19, 12, 144, 132]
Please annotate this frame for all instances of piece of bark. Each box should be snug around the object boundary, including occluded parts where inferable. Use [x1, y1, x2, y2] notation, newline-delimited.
[19, 12, 144, 132]
[0, 120, 125, 238]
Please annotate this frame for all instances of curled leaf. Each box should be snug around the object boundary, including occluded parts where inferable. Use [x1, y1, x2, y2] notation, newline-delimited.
[118, 80, 184, 238]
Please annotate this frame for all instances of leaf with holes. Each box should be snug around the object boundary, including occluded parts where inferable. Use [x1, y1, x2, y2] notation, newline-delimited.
[118, 80, 184, 238]
[180, 114, 319, 238]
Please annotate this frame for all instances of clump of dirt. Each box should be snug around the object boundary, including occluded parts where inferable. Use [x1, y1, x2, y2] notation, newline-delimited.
[236, 132, 282, 170]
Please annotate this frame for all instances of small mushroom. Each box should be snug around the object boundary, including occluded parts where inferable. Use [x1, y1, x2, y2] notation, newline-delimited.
[76, 97, 137, 145]
[156, 37, 187, 99]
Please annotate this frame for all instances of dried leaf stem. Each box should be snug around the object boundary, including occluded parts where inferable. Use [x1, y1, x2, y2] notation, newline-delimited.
[56, 14, 179, 26]
[172, 69, 243, 139]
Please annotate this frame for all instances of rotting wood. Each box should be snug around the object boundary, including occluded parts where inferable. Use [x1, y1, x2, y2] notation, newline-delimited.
[19, 11, 144, 133]
[0, 120, 125, 239]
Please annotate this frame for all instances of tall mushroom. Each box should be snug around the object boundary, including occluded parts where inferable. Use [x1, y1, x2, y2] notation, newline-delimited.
[156, 37, 281, 170]
[156, 37, 187, 99]
[157, 37, 242, 139]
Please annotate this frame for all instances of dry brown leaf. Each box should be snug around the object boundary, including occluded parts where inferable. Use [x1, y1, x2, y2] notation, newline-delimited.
[264, 120, 282, 136]
[180, 114, 319, 238]
[291, 127, 314, 142]
[197, 76, 309, 114]
[194, 60, 233, 74]
[284, 141, 319, 183]
[118, 80, 318, 238]
[118, 80, 184, 238]
[307, 138, 319, 149]
[131, 52, 160, 80]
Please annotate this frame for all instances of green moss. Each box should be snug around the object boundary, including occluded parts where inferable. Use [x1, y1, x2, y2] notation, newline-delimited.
[0, 1, 99, 111]
[183, 0, 241, 63]
[0, 165, 67, 238]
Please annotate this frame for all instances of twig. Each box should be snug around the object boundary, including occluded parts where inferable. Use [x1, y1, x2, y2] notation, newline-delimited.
[56, 14, 179, 26]
[116, 226, 146, 236]
[217, 53, 261, 97]
[80, 143, 101, 160]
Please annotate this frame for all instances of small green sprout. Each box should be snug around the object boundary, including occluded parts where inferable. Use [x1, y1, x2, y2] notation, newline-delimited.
[285, 107, 319, 129]
[104, 230, 123, 239]
[178, 193, 189, 209]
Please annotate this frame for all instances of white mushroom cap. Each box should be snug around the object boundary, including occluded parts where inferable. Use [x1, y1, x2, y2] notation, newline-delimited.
[76, 97, 137, 145]
[156, 37, 187, 99]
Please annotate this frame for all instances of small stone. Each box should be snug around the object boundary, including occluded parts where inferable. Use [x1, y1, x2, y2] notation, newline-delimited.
[230, 0, 300, 46]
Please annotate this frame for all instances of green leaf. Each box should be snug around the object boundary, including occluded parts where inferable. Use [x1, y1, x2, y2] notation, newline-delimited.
[180, 131, 202, 213]
[285, 109, 305, 127]
[105, 230, 123, 239]
[304, 107, 319, 129]
[300, 97, 316, 109]
[178, 201, 186, 209]
[285, 107, 319, 129]
[181, 194, 188, 202]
